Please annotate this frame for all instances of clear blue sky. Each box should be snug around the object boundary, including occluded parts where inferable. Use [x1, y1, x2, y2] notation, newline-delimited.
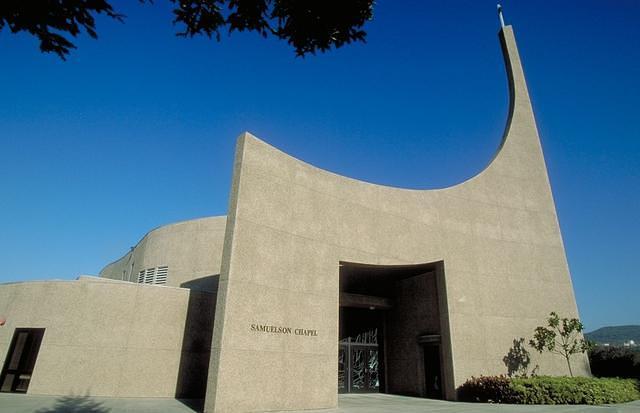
[0, 1, 638, 331]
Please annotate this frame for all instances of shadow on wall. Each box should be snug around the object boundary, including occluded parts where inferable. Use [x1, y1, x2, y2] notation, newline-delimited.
[180, 275, 220, 293]
[175, 275, 219, 399]
[503, 337, 538, 377]
[34, 394, 110, 413]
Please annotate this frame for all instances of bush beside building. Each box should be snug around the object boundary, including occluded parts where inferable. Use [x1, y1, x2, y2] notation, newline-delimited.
[458, 376, 640, 405]
[589, 346, 640, 379]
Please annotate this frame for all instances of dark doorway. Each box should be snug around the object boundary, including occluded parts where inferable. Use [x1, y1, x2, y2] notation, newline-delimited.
[0, 328, 45, 393]
[339, 261, 453, 400]
[423, 344, 443, 399]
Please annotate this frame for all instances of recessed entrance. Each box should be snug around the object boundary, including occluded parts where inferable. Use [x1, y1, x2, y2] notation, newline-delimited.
[338, 261, 453, 399]
[0, 328, 45, 393]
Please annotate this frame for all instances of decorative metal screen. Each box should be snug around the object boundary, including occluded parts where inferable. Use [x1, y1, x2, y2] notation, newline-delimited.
[339, 328, 379, 393]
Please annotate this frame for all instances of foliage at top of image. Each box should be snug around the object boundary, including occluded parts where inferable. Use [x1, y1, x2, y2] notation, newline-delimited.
[0, 0, 122, 59]
[529, 312, 592, 377]
[0, 0, 375, 60]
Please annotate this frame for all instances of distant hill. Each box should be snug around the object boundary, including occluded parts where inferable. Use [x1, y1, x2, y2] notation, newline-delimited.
[585, 325, 640, 346]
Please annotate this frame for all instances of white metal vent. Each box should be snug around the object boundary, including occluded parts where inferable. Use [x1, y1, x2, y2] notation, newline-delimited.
[144, 268, 155, 284]
[136, 266, 169, 285]
[155, 266, 168, 285]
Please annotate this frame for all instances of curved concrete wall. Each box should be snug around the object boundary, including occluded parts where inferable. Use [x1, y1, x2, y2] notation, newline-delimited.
[205, 26, 588, 413]
[100, 216, 227, 292]
[0, 277, 215, 397]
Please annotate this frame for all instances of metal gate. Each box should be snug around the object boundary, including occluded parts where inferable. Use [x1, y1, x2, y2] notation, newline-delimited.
[338, 339, 379, 393]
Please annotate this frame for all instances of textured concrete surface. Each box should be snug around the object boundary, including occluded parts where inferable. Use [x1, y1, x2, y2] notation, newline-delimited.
[100, 216, 227, 291]
[0, 277, 215, 398]
[205, 25, 587, 413]
[1, 393, 639, 413]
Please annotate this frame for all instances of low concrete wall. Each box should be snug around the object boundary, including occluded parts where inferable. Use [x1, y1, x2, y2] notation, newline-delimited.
[0, 277, 215, 398]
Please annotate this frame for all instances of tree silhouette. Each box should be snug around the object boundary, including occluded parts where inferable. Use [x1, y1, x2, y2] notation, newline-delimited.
[35, 394, 109, 413]
[0, 0, 374, 60]
[503, 337, 532, 377]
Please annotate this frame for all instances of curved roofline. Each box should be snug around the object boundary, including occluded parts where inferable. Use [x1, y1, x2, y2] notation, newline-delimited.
[243, 26, 523, 193]
[100, 215, 227, 270]
[136, 214, 226, 240]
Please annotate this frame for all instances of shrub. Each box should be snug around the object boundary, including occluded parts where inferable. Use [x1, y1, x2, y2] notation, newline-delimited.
[458, 375, 640, 405]
[511, 376, 640, 404]
[589, 346, 640, 379]
[457, 376, 518, 403]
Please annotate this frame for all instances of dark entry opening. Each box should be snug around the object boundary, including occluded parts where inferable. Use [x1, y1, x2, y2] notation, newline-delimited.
[0, 328, 45, 393]
[339, 261, 453, 400]
[423, 343, 443, 399]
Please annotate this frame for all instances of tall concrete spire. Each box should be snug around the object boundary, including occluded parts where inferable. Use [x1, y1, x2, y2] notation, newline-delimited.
[497, 4, 506, 28]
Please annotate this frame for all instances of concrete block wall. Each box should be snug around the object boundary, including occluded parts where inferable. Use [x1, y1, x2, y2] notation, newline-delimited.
[0, 277, 215, 398]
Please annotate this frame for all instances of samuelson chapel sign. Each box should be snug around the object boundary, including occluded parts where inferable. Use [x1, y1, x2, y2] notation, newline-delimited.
[250, 323, 318, 337]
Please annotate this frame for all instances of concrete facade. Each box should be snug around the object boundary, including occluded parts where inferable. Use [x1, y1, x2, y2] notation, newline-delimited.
[0, 276, 215, 398]
[0, 25, 588, 413]
[204, 26, 588, 412]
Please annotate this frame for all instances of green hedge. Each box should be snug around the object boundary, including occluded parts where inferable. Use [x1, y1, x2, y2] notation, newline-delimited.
[590, 346, 640, 379]
[458, 376, 640, 405]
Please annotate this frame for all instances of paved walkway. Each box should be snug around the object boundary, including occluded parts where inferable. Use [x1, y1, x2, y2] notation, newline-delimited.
[293, 394, 640, 413]
[1, 393, 639, 413]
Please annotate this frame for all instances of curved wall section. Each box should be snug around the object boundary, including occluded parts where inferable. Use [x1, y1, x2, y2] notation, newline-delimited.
[205, 26, 587, 413]
[0, 277, 215, 397]
[100, 216, 227, 292]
